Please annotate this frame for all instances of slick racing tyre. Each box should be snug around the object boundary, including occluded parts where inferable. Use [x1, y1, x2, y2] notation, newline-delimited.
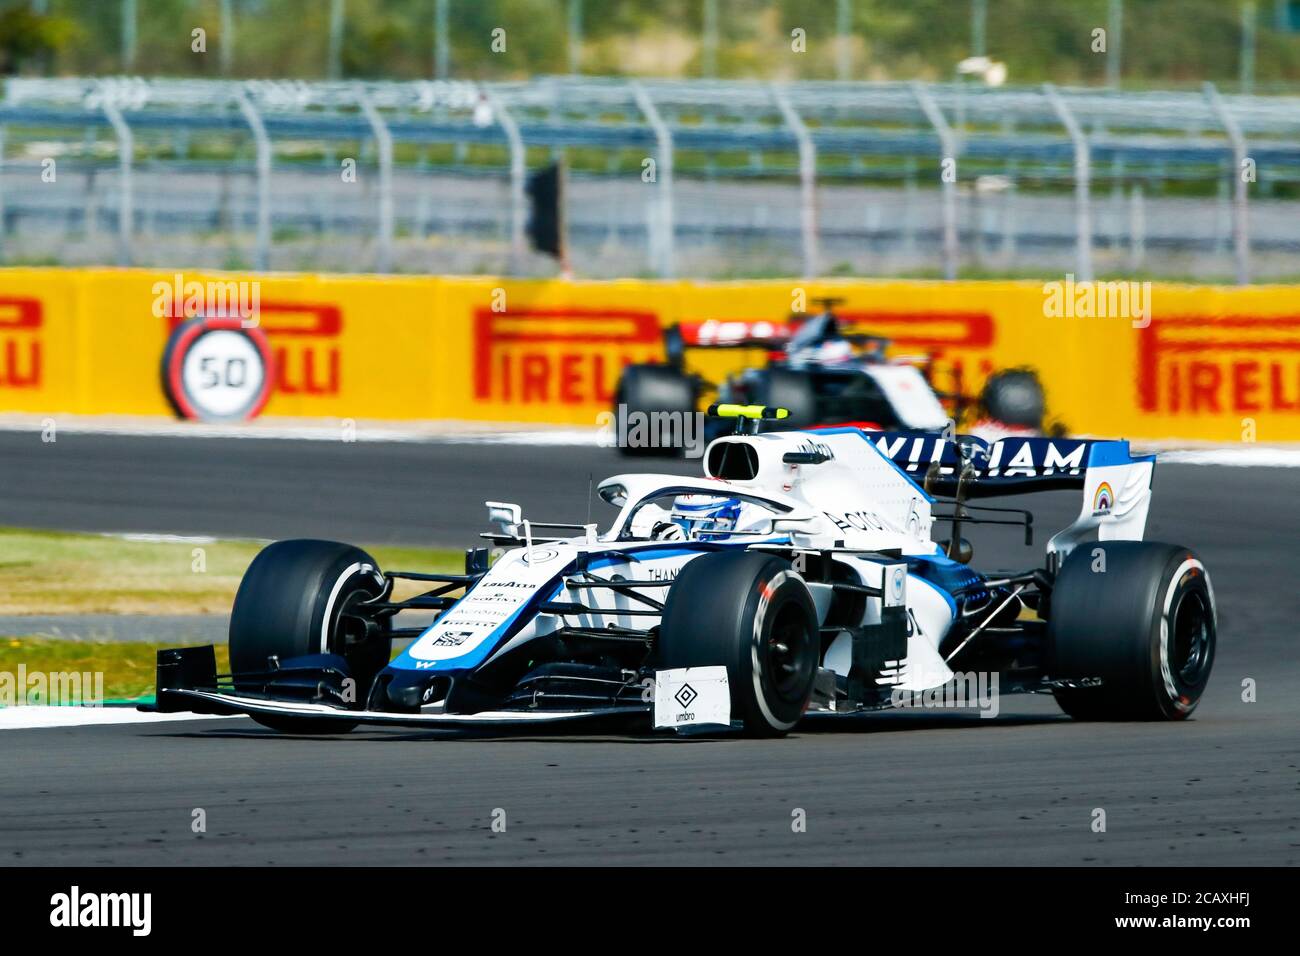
[1048, 542, 1216, 721]
[614, 364, 697, 457]
[980, 368, 1046, 430]
[658, 551, 819, 736]
[229, 539, 391, 734]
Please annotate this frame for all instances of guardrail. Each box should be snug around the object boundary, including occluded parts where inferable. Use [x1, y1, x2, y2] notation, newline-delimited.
[2, 77, 1299, 280]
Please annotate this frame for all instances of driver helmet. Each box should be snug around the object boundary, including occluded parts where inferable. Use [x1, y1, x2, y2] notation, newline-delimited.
[791, 338, 854, 366]
[669, 494, 743, 538]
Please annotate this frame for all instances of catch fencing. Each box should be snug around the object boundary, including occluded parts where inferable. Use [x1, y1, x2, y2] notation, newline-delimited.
[2, 77, 1299, 282]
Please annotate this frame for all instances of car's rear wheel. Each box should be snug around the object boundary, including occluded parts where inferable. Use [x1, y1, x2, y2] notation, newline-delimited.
[1048, 541, 1216, 720]
[229, 539, 392, 734]
[657, 551, 819, 736]
[980, 368, 1046, 430]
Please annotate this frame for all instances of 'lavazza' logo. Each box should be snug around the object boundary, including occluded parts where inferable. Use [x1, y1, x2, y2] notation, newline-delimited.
[1042, 273, 1151, 329]
[50, 886, 151, 936]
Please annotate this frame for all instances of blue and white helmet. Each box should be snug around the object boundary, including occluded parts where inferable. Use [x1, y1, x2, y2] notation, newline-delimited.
[670, 494, 743, 537]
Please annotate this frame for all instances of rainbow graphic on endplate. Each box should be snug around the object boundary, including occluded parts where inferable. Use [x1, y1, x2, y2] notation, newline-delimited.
[1093, 481, 1114, 514]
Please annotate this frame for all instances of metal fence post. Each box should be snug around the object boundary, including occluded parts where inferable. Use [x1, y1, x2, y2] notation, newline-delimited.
[0, 125, 6, 258]
[100, 95, 133, 266]
[122, 0, 137, 71]
[434, 0, 450, 79]
[1240, 1, 1257, 94]
[910, 81, 958, 280]
[836, 0, 852, 81]
[1043, 83, 1092, 282]
[1107, 0, 1123, 89]
[328, 0, 346, 81]
[702, 0, 718, 78]
[484, 89, 526, 274]
[632, 82, 674, 278]
[220, 0, 235, 75]
[568, 0, 583, 75]
[772, 85, 818, 278]
[1128, 183, 1145, 272]
[1203, 82, 1250, 285]
[971, 0, 987, 56]
[236, 89, 272, 271]
[356, 87, 394, 272]
[1002, 179, 1016, 259]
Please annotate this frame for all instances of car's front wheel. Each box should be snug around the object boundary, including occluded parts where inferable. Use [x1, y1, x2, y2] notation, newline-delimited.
[657, 551, 819, 736]
[229, 539, 392, 733]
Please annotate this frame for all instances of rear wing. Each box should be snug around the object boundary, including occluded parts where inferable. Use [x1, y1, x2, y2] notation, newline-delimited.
[662, 321, 792, 370]
[865, 433, 1153, 496]
[863, 432, 1157, 560]
[675, 300, 852, 353]
[673, 320, 891, 350]
[668, 319, 894, 370]
[674, 320, 791, 349]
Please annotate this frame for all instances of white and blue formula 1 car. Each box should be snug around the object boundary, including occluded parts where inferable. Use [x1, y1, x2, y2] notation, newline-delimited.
[152, 406, 1217, 736]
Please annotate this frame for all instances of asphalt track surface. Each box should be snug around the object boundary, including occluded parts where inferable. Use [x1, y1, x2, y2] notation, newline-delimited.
[1, 430, 1297, 865]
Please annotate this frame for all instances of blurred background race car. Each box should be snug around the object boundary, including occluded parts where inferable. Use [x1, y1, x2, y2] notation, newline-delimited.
[615, 298, 1053, 452]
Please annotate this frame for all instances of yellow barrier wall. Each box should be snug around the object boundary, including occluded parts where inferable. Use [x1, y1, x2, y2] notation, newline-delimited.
[1, 268, 1298, 442]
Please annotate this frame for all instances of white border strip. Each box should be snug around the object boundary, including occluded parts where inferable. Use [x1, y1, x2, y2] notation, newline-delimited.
[0, 415, 602, 446]
[0, 707, 243, 730]
[1158, 448, 1300, 468]
[4, 415, 1299, 461]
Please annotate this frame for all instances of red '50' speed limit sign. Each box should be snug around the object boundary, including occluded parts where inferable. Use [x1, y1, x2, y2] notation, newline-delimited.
[161, 316, 275, 422]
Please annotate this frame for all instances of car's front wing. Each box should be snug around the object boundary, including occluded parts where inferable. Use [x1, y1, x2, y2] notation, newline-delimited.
[148, 687, 640, 729]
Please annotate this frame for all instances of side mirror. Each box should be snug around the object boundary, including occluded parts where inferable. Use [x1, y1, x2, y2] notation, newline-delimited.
[598, 483, 628, 507]
[485, 501, 522, 536]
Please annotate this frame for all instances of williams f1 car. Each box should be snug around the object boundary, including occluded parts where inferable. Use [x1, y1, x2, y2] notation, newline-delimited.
[152, 406, 1216, 736]
[615, 298, 1053, 454]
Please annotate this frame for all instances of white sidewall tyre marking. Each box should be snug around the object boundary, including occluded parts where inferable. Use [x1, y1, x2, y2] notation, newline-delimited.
[320, 562, 382, 654]
[1160, 558, 1208, 714]
[750, 569, 801, 732]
